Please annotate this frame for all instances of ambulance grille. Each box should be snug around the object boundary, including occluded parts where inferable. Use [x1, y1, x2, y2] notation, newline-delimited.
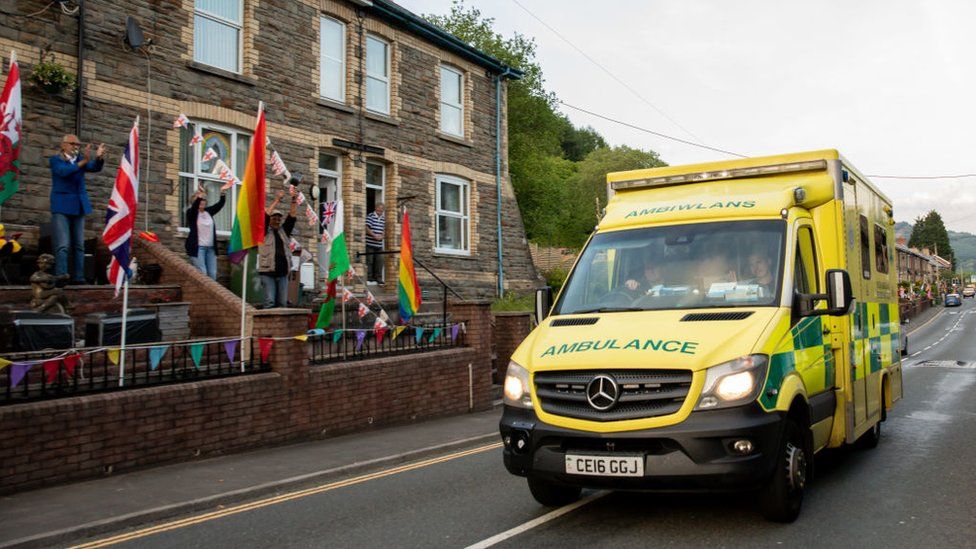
[550, 317, 599, 327]
[681, 311, 753, 321]
[534, 370, 692, 422]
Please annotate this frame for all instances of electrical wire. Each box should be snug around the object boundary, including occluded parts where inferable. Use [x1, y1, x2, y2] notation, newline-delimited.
[559, 100, 746, 158]
[509, 0, 708, 147]
[2, 1, 55, 18]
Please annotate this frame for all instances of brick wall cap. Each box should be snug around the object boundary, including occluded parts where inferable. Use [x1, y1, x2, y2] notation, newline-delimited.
[493, 311, 532, 318]
[251, 308, 309, 319]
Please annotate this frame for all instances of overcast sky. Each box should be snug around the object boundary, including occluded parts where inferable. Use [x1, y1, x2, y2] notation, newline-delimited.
[403, 0, 976, 233]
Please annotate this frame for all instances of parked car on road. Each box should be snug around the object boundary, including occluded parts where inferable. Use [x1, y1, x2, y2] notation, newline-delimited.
[945, 293, 962, 307]
[963, 286, 975, 298]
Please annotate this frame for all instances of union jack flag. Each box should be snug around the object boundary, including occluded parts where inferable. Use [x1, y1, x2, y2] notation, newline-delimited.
[102, 117, 139, 298]
[321, 201, 337, 226]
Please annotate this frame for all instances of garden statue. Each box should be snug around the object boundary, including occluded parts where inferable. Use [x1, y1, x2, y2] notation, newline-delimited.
[30, 253, 70, 314]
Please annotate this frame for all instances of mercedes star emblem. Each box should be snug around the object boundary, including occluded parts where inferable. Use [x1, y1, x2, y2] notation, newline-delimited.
[585, 374, 619, 411]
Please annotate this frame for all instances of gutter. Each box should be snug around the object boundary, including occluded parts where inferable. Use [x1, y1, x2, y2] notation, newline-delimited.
[495, 67, 518, 295]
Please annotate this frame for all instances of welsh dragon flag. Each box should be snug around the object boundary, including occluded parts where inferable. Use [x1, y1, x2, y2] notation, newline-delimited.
[314, 201, 350, 329]
[0, 51, 22, 206]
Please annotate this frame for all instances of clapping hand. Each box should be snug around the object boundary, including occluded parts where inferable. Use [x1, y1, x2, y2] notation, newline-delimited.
[95, 143, 106, 159]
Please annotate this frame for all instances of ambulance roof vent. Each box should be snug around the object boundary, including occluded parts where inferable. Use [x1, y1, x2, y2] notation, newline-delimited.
[680, 311, 754, 322]
[610, 160, 828, 192]
[550, 317, 600, 327]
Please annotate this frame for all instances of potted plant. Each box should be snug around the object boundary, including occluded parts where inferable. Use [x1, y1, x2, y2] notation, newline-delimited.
[28, 52, 76, 96]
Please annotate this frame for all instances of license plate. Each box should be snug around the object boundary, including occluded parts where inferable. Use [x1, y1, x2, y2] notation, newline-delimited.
[565, 454, 644, 477]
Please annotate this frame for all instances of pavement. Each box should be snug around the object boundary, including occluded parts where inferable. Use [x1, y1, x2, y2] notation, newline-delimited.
[0, 406, 503, 548]
[0, 305, 948, 548]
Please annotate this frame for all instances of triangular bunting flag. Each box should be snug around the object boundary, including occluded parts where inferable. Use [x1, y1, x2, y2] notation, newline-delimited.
[293, 334, 308, 342]
[0, 357, 11, 370]
[63, 354, 80, 377]
[342, 288, 353, 303]
[42, 359, 61, 382]
[149, 345, 169, 371]
[189, 343, 204, 369]
[392, 326, 406, 341]
[259, 338, 274, 362]
[375, 327, 387, 343]
[355, 330, 366, 351]
[224, 340, 238, 363]
[10, 362, 30, 388]
[451, 323, 460, 343]
[107, 348, 120, 365]
[365, 291, 375, 306]
[429, 327, 442, 343]
[357, 303, 369, 319]
[332, 329, 343, 343]
[415, 326, 425, 344]
[173, 113, 189, 129]
[202, 147, 218, 162]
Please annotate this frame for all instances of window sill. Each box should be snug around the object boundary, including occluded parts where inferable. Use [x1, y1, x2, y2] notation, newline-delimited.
[317, 97, 355, 114]
[433, 250, 473, 259]
[187, 61, 256, 86]
[364, 111, 399, 126]
[436, 131, 473, 148]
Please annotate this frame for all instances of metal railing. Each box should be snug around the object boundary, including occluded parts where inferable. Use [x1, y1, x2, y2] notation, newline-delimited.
[356, 249, 465, 326]
[309, 323, 465, 364]
[0, 338, 269, 405]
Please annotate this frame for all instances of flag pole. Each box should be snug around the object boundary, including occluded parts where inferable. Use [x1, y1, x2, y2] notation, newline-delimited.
[118, 276, 130, 387]
[240, 251, 248, 372]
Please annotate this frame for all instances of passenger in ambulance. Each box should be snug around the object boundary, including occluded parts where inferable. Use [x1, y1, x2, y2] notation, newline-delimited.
[746, 252, 775, 297]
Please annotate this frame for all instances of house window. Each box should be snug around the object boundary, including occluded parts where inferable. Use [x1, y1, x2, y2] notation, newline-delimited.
[193, 0, 243, 73]
[435, 175, 469, 255]
[319, 16, 345, 102]
[365, 162, 385, 216]
[179, 122, 251, 233]
[439, 65, 463, 136]
[365, 35, 390, 115]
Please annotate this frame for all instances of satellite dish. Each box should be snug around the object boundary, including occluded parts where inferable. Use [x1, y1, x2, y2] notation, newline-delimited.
[124, 16, 146, 49]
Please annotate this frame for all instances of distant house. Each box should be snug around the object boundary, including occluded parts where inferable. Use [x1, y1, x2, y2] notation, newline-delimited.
[895, 237, 951, 287]
[1, 0, 539, 298]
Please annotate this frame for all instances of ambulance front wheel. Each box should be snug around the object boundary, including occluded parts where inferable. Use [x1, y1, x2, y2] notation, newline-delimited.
[758, 419, 806, 523]
[527, 476, 582, 507]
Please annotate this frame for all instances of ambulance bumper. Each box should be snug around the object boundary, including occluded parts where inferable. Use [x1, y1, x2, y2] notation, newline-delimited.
[500, 404, 785, 491]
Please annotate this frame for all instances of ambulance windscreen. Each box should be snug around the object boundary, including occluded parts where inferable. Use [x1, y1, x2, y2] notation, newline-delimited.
[553, 220, 786, 314]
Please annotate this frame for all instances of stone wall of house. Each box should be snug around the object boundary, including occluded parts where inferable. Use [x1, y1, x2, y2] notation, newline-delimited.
[0, 0, 539, 299]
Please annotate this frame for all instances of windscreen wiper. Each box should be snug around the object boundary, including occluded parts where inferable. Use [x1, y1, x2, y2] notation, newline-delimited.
[568, 306, 644, 314]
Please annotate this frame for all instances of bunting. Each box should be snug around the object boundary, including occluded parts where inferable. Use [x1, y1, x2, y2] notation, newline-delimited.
[392, 326, 406, 341]
[63, 354, 80, 377]
[42, 359, 60, 381]
[202, 147, 218, 162]
[270, 150, 287, 176]
[258, 338, 274, 362]
[224, 340, 238, 363]
[355, 330, 366, 351]
[149, 345, 169, 371]
[451, 323, 460, 343]
[415, 326, 425, 344]
[10, 362, 29, 388]
[429, 327, 442, 343]
[332, 329, 343, 343]
[357, 303, 369, 319]
[189, 342, 204, 369]
[173, 113, 189, 129]
[107, 348, 120, 365]
[0, 357, 10, 370]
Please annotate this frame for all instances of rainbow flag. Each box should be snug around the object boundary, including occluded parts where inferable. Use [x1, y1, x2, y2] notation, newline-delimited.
[228, 103, 267, 262]
[398, 207, 421, 322]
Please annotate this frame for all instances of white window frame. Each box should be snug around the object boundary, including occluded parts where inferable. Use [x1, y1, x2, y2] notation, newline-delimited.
[365, 34, 391, 115]
[435, 174, 470, 255]
[193, 0, 244, 74]
[365, 161, 385, 205]
[319, 15, 346, 103]
[439, 65, 464, 137]
[178, 121, 251, 236]
[317, 152, 343, 202]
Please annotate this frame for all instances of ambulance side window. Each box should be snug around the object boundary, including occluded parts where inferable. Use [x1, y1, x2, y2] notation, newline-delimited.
[874, 224, 889, 274]
[795, 226, 819, 294]
[859, 215, 871, 279]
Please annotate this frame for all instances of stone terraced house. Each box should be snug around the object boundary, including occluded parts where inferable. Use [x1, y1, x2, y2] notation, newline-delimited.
[0, 0, 539, 300]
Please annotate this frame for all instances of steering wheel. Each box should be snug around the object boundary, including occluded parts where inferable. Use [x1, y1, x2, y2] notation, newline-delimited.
[599, 289, 636, 307]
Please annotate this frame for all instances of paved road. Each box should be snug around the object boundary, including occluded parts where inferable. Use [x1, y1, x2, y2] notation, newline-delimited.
[71, 302, 976, 548]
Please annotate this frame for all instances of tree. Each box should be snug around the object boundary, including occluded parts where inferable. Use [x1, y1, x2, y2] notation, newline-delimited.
[559, 122, 607, 162]
[909, 210, 954, 266]
[560, 146, 666, 247]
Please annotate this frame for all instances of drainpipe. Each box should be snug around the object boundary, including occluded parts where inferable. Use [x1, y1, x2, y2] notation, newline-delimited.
[74, 0, 85, 136]
[495, 68, 514, 296]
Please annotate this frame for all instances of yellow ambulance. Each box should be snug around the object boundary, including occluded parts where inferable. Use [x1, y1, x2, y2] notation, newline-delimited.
[500, 150, 903, 522]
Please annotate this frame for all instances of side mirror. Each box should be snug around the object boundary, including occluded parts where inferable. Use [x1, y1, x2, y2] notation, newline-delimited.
[825, 269, 854, 316]
[797, 269, 853, 317]
[535, 286, 553, 325]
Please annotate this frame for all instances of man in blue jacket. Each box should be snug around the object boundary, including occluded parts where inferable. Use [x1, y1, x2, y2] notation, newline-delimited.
[49, 134, 105, 283]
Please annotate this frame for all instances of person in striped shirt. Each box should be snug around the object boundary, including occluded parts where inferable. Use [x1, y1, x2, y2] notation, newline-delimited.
[365, 203, 385, 284]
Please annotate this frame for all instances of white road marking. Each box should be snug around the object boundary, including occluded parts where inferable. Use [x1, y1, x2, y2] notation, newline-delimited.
[465, 492, 609, 548]
[910, 352, 922, 357]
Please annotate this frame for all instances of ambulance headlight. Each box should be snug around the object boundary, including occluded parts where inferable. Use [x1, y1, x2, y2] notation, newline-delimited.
[503, 361, 533, 409]
[695, 355, 768, 410]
